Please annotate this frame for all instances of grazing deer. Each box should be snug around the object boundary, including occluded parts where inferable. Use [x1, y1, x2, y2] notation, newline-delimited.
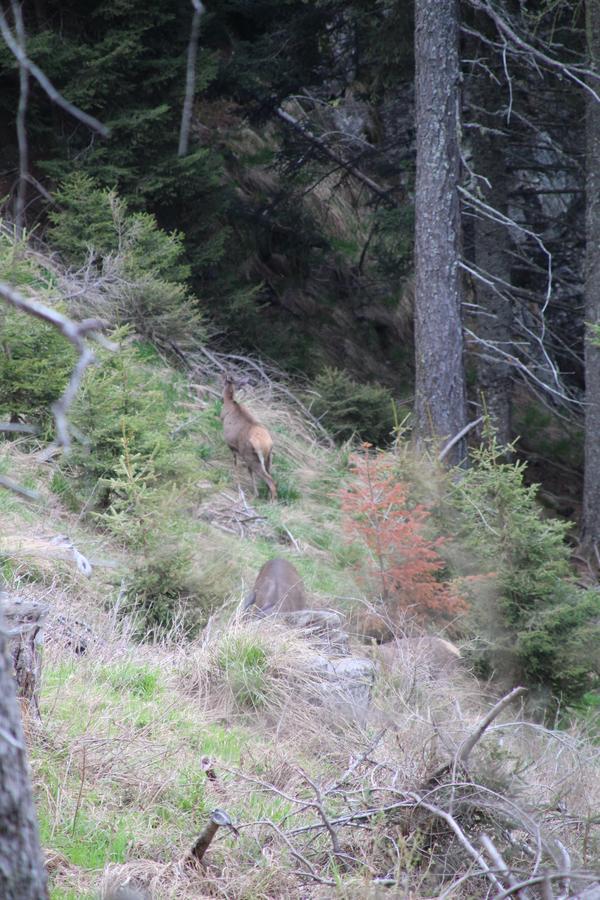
[221, 375, 277, 501]
[242, 558, 307, 617]
[377, 636, 461, 678]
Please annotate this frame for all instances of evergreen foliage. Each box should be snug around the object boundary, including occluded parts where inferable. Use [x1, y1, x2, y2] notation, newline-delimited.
[64, 333, 195, 506]
[312, 367, 397, 446]
[48, 174, 205, 348]
[0, 229, 75, 424]
[0, 307, 75, 425]
[449, 436, 600, 703]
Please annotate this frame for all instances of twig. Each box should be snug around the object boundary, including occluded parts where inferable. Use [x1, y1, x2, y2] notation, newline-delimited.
[325, 726, 389, 797]
[438, 417, 484, 462]
[492, 872, 599, 899]
[0, 6, 109, 136]
[0, 475, 40, 500]
[71, 746, 86, 836]
[11, 0, 28, 235]
[0, 280, 113, 449]
[296, 768, 340, 855]
[457, 686, 527, 767]
[408, 793, 506, 893]
[274, 106, 395, 205]
[468, 0, 600, 105]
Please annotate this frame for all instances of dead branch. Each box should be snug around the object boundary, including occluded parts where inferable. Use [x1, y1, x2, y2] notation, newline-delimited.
[458, 686, 527, 768]
[438, 417, 484, 462]
[274, 106, 396, 205]
[0, 475, 40, 500]
[296, 768, 340, 855]
[178, 0, 206, 157]
[480, 833, 530, 900]
[408, 792, 506, 893]
[0, 280, 113, 449]
[11, 0, 28, 234]
[492, 872, 600, 900]
[0, 423, 39, 434]
[468, 0, 600, 104]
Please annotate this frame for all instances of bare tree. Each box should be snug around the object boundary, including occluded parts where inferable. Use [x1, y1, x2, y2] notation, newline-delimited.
[413, 0, 467, 463]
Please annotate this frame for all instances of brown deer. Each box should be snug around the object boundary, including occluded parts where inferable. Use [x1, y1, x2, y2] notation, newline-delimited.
[242, 558, 307, 617]
[221, 375, 277, 501]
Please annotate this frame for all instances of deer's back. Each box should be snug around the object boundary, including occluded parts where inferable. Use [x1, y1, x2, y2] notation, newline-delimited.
[378, 636, 461, 677]
[246, 558, 307, 615]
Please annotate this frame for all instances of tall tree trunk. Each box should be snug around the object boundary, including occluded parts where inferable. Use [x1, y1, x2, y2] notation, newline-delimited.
[413, 0, 467, 463]
[0, 590, 48, 899]
[583, 0, 600, 550]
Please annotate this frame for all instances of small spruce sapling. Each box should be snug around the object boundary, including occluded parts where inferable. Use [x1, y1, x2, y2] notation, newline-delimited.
[340, 447, 466, 624]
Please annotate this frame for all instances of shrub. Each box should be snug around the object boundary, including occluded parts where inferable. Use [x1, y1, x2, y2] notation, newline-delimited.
[312, 367, 397, 446]
[340, 448, 466, 625]
[48, 173, 204, 349]
[0, 307, 75, 425]
[0, 228, 75, 425]
[65, 332, 194, 505]
[449, 435, 600, 703]
[121, 545, 199, 638]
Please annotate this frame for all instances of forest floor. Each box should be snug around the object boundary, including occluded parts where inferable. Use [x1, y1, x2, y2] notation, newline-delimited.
[2, 365, 600, 899]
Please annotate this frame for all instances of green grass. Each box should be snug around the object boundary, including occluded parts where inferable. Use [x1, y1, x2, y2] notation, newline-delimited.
[38, 806, 134, 868]
[97, 662, 162, 699]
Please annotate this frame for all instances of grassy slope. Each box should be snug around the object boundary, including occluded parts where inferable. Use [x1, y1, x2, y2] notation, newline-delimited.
[0, 366, 370, 898]
[3, 367, 600, 898]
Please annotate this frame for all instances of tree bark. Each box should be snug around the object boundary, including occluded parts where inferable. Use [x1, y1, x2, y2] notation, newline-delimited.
[0, 590, 48, 899]
[582, 0, 600, 549]
[413, 0, 467, 463]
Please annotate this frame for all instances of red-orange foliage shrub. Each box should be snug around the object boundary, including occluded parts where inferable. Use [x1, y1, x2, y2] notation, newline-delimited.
[339, 449, 466, 623]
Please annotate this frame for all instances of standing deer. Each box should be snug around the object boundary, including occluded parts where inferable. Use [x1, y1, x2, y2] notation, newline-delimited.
[242, 558, 307, 616]
[221, 375, 277, 501]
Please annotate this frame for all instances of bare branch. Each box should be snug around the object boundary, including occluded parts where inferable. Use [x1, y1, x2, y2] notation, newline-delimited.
[438, 417, 484, 461]
[274, 106, 396, 205]
[468, 0, 600, 104]
[0, 6, 109, 137]
[11, 0, 28, 235]
[0, 475, 40, 500]
[178, 0, 206, 157]
[0, 423, 38, 434]
[0, 280, 112, 449]
[457, 686, 527, 767]
[408, 792, 506, 893]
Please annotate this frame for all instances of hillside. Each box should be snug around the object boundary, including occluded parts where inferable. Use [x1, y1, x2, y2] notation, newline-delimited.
[1, 226, 599, 896]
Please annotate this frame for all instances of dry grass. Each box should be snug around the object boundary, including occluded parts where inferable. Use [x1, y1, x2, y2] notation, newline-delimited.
[2, 352, 599, 897]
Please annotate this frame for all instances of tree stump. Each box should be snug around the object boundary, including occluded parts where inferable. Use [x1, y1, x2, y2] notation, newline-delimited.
[1, 592, 49, 717]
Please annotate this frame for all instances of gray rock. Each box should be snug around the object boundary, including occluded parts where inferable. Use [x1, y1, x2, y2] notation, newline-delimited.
[303, 653, 376, 721]
[285, 608, 350, 655]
